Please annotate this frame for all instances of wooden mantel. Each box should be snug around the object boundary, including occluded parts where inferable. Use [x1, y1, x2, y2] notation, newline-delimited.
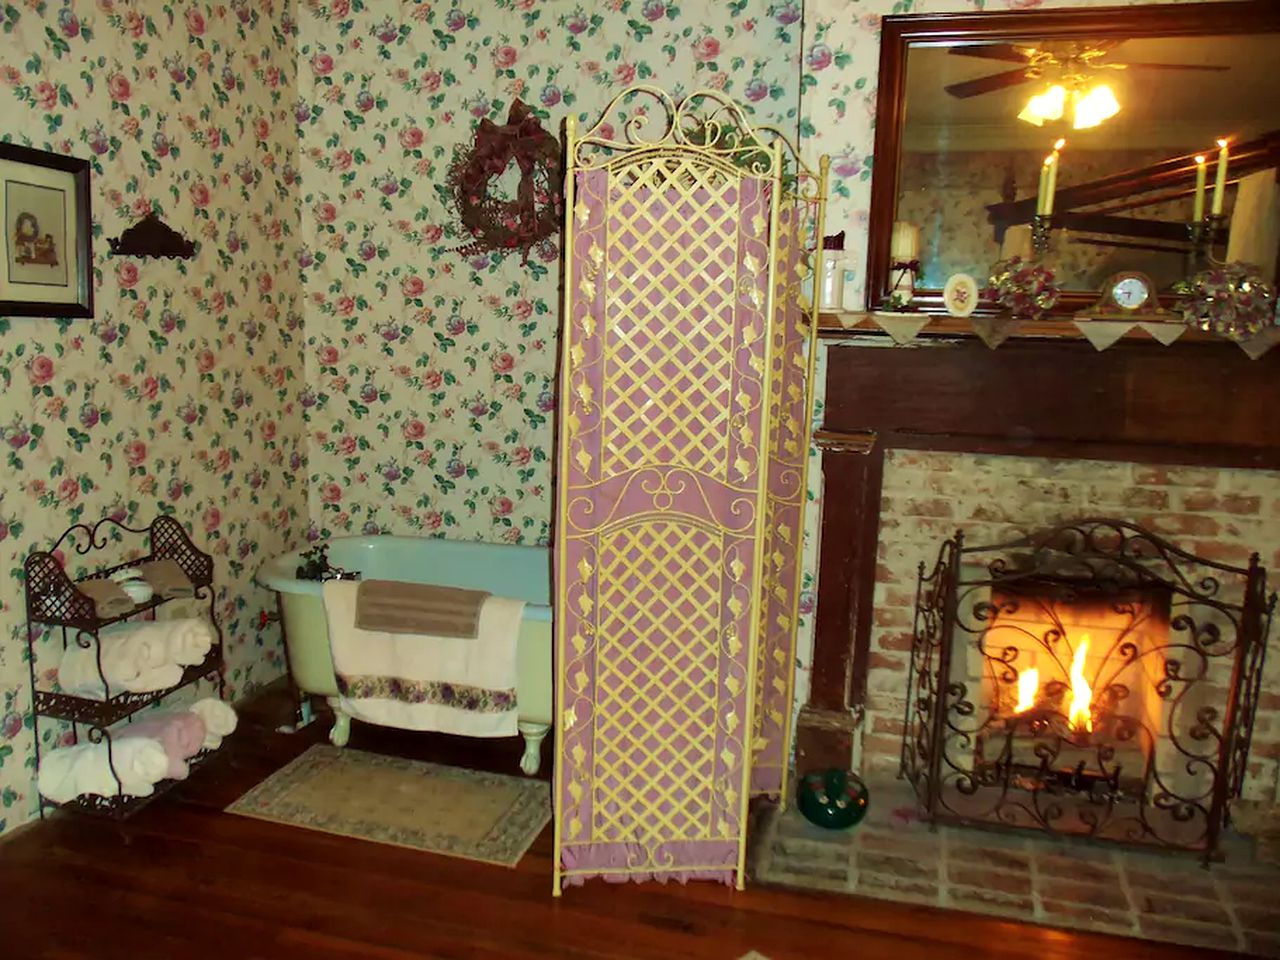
[795, 335, 1280, 774]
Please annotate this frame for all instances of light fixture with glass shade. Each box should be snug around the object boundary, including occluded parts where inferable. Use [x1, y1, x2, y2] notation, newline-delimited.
[1017, 84, 1067, 126]
[1071, 83, 1120, 129]
[1017, 81, 1120, 130]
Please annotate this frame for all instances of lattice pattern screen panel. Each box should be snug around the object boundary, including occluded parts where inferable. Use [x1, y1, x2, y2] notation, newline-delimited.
[555, 160, 775, 889]
[750, 195, 818, 797]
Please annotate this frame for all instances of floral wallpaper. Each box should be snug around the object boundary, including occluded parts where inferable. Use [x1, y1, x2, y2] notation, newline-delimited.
[0, 1, 305, 834]
[296, 0, 803, 546]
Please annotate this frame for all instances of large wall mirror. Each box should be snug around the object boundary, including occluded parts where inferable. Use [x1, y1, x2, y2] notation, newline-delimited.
[866, 1, 1280, 316]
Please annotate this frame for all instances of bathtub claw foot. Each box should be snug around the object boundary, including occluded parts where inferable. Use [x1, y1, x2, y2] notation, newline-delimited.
[518, 722, 550, 776]
[327, 698, 351, 748]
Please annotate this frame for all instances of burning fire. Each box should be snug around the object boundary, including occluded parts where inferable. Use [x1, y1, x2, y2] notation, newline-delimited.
[1015, 666, 1039, 714]
[1010, 634, 1095, 733]
[1068, 635, 1094, 733]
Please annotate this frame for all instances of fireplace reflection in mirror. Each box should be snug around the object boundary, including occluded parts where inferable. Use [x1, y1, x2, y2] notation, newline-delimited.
[901, 519, 1275, 862]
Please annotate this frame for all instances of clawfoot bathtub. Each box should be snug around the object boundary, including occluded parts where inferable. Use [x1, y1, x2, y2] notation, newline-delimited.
[257, 536, 553, 776]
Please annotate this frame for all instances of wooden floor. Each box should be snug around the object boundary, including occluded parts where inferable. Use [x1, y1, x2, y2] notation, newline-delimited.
[0, 691, 1241, 960]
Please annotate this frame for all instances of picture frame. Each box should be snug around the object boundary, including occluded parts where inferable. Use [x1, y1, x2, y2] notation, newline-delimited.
[0, 143, 93, 319]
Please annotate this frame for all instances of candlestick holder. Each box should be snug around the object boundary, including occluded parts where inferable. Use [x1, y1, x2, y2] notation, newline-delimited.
[1186, 214, 1225, 271]
[887, 259, 919, 311]
[1031, 214, 1053, 258]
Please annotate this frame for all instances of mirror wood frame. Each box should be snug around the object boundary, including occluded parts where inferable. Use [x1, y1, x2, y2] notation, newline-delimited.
[865, 0, 1280, 317]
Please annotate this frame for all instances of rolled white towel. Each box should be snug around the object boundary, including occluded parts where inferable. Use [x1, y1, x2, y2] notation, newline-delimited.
[189, 697, 237, 750]
[37, 738, 168, 804]
[59, 637, 185, 699]
[57, 619, 209, 698]
[168, 618, 214, 666]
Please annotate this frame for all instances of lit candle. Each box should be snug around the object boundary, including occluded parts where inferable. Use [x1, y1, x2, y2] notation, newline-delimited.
[1041, 156, 1055, 216]
[1044, 138, 1065, 216]
[1211, 138, 1229, 217]
[1192, 154, 1207, 221]
[1036, 158, 1050, 216]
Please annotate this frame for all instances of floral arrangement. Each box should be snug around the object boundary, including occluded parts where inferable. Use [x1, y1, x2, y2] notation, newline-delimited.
[1172, 262, 1278, 342]
[983, 256, 1061, 321]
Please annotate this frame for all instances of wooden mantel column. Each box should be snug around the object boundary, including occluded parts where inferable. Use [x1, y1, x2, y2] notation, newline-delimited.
[794, 428, 884, 775]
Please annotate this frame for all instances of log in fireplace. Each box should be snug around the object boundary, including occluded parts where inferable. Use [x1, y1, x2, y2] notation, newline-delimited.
[902, 518, 1275, 861]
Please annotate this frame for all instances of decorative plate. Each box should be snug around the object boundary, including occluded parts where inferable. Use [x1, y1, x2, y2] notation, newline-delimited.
[943, 273, 979, 318]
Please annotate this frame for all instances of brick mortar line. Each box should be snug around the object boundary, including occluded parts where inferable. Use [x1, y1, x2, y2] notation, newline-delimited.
[1110, 850, 1142, 936]
[1208, 862, 1248, 953]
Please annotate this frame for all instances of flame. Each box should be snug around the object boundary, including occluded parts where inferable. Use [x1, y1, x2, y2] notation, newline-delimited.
[1014, 667, 1040, 714]
[1068, 635, 1094, 733]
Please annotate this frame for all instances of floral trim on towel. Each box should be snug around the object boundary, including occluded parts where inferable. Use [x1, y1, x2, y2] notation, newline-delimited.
[337, 674, 516, 713]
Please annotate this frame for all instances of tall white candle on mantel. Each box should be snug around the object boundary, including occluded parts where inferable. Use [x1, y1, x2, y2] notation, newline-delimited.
[1043, 138, 1065, 216]
[1036, 158, 1050, 216]
[1211, 138, 1229, 216]
[889, 220, 920, 304]
[1193, 154, 1207, 221]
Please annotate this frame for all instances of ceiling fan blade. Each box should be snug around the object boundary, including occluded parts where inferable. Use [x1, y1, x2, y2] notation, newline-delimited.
[1106, 61, 1230, 72]
[944, 68, 1035, 100]
[947, 44, 1033, 64]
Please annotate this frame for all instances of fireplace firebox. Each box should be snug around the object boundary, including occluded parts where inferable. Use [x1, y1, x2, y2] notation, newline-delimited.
[902, 519, 1276, 861]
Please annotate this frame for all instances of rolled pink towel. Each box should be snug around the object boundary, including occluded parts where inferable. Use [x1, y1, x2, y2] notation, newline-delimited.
[115, 712, 207, 780]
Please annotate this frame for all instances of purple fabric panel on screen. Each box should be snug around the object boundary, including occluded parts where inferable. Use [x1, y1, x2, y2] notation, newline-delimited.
[751, 199, 807, 795]
[555, 162, 772, 887]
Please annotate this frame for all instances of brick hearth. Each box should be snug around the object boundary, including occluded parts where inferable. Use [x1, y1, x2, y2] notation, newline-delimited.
[752, 779, 1280, 956]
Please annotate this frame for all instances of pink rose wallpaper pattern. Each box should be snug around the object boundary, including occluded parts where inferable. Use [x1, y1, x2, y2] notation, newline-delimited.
[0, 1, 305, 833]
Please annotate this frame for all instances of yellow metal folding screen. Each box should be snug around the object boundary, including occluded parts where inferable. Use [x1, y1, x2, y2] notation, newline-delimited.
[553, 87, 827, 892]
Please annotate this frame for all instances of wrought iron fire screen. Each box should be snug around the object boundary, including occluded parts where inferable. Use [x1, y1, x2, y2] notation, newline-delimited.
[902, 518, 1274, 862]
[552, 86, 827, 892]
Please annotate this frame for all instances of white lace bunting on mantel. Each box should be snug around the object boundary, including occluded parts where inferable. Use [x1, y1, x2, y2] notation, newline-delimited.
[970, 316, 1020, 350]
[872, 311, 930, 345]
[1137, 322, 1187, 346]
[1073, 319, 1134, 352]
[1237, 327, 1280, 360]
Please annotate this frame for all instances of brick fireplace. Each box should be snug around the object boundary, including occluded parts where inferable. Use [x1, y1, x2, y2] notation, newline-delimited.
[799, 337, 1280, 823]
[761, 334, 1280, 952]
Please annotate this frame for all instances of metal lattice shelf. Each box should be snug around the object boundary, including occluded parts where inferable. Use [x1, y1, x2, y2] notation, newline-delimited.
[24, 515, 227, 821]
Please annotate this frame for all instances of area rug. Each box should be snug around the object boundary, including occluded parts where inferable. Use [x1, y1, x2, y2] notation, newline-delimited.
[227, 745, 551, 867]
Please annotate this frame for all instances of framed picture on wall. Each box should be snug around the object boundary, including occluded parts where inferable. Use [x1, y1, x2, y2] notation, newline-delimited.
[0, 143, 93, 318]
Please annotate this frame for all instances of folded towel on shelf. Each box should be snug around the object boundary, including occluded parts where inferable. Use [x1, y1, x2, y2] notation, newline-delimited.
[137, 558, 196, 599]
[354, 579, 490, 638]
[324, 579, 523, 738]
[189, 697, 237, 751]
[57, 618, 213, 699]
[37, 737, 169, 804]
[73, 578, 134, 619]
[115, 711, 207, 780]
[165, 617, 215, 666]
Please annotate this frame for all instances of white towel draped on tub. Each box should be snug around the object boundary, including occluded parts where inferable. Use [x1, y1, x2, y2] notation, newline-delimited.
[57, 618, 214, 699]
[37, 738, 169, 804]
[322, 580, 524, 737]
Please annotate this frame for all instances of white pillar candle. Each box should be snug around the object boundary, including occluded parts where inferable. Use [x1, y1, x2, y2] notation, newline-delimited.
[890, 221, 920, 262]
